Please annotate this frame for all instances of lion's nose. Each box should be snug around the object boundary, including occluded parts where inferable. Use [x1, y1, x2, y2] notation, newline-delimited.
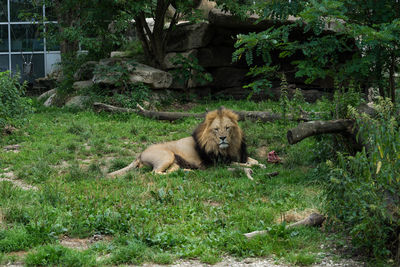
[220, 136, 227, 142]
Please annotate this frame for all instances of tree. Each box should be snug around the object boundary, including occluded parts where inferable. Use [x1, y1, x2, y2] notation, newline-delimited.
[227, 0, 400, 102]
[116, 0, 204, 69]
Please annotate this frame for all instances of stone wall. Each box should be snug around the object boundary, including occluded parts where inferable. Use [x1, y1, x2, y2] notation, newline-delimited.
[164, 8, 342, 101]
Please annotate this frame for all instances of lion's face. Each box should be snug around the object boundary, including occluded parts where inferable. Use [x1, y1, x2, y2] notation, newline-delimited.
[209, 115, 236, 149]
[194, 108, 243, 157]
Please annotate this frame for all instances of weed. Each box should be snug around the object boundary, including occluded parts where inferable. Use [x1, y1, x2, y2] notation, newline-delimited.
[25, 245, 96, 267]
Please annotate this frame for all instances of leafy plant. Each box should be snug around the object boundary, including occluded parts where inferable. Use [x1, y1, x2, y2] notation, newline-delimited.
[325, 97, 400, 260]
[0, 71, 33, 129]
[170, 54, 213, 101]
[230, 0, 400, 102]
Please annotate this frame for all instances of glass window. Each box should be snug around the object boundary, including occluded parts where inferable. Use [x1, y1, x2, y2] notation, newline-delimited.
[11, 53, 44, 82]
[44, 23, 59, 51]
[11, 24, 44, 52]
[0, 25, 8, 52]
[0, 55, 9, 72]
[10, 0, 42, 22]
[0, 0, 7, 22]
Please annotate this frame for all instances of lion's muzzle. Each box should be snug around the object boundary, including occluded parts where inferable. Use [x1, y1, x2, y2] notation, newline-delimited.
[219, 136, 229, 149]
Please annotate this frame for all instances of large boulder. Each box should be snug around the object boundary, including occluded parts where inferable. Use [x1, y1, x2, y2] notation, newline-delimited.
[65, 96, 91, 109]
[164, 49, 199, 69]
[43, 92, 57, 107]
[210, 67, 249, 88]
[73, 61, 98, 81]
[38, 88, 57, 101]
[73, 80, 94, 91]
[92, 58, 172, 89]
[166, 22, 214, 52]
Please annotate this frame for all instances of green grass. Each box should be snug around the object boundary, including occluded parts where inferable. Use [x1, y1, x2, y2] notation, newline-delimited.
[0, 99, 341, 266]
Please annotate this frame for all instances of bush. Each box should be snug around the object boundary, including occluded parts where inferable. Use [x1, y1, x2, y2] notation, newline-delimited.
[0, 71, 33, 128]
[324, 97, 400, 260]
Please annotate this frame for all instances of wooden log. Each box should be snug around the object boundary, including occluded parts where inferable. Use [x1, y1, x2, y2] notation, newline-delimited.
[244, 213, 325, 239]
[93, 102, 310, 122]
[287, 119, 354, 145]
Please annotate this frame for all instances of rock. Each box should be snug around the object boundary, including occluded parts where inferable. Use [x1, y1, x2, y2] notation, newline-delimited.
[65, 96, 91, 109]
[209, 8, 302, 31]
[110, 51, 131, 58]
[197, 46, 239, 67]
[34, 76, 57, 91]
[164, 49, 199, 69]
[93, 58, 172, 89]
[165, 47, 238, 69]
[73, 80, 93, 91]
[73, 61, 98, 81]
[38, 88, 57, 101]
[210, 67, 249, 88]
[129, 63, 172, 89]
[43, 92, 57, 107]
[166, 22, 214, 52]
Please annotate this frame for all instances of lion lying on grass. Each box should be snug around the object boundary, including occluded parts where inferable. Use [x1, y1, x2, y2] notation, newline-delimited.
[108, 107, 264, 178]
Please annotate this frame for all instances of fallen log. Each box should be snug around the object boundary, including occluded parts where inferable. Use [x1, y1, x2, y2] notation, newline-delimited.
[244, 213, 325, 239]
[287, 119, 354, 145]
[93, 102, 310, 122]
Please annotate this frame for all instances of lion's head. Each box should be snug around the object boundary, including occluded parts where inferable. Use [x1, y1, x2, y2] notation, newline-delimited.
[192, 108, 248, 164]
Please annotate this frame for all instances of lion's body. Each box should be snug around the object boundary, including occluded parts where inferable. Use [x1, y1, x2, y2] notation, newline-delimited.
[138, 136, 203, 172]
[108, 108, 262, 177]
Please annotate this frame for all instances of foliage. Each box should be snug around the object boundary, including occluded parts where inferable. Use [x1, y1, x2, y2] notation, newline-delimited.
[230, 0, 400, 102]
[170, 54, 213, 100]
[25, 245, 96, 266]
[93, 60, 137, 93]
[0, 71, 33, 129]
[325, 97, 400, 260]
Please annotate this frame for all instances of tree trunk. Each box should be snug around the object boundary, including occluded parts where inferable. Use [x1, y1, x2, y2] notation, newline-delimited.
[54, 0, 79, 57]
[287, 119, 354, 145]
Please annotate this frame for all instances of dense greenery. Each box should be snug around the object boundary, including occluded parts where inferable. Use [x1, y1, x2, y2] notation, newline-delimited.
[228, 0, 400, 102]
[0, 71, 33, 129]
[325, 97, 400, 259]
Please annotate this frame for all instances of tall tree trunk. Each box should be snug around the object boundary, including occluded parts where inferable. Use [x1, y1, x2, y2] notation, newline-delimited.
[54, 0, 79, 57]
[134, 0, 177, 70]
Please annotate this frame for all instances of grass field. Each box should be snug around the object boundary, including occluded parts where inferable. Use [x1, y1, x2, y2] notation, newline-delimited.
[0, 99, 347, 266]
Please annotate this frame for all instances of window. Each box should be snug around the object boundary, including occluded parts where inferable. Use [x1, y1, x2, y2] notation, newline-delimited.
[0, 0, 60, 81]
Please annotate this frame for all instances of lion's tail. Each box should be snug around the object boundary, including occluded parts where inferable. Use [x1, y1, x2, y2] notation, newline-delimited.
[107, 155, 142, 178]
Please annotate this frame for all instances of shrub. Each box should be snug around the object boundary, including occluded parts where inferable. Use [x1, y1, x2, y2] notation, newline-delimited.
[0, 71, 33, 128]
[324, 97, 400, 260]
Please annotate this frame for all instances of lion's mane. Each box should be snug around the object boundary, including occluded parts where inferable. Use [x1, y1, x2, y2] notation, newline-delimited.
[192, 108, 248, 165]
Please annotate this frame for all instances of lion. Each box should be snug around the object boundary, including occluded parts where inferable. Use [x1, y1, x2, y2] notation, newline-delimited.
[108, 107, 264, 178]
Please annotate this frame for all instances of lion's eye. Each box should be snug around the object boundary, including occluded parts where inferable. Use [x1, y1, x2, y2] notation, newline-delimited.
[213, 128, 219, 132]
[226, 126, 230, 130]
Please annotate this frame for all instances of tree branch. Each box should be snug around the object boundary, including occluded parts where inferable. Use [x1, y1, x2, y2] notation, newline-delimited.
[287, 119, 354, 145]
[93, 102, 312, 122]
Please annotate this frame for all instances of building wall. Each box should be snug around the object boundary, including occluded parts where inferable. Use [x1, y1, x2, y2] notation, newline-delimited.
[0, 0, 60, 81]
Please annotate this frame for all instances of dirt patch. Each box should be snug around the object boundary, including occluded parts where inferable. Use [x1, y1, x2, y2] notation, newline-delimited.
[60, 235, 112, 250]
[203, 200, 222, 207]
[3, 144, 21, 153]
[0, 172, 38, 191]
[141, 256, 363, 267]
[60, 238, 89, 250]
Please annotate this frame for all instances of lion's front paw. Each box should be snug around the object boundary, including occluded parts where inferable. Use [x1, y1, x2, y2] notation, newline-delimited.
[258, 163, 266, 169]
